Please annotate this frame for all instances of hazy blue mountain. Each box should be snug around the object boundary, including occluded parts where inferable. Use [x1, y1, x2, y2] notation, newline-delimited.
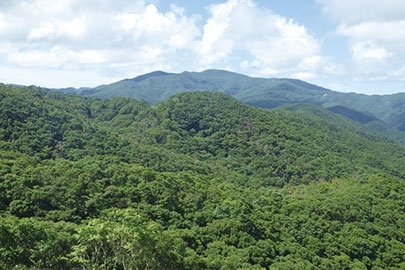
[327, 105, 378, 124]
[52, 69, 405, 135]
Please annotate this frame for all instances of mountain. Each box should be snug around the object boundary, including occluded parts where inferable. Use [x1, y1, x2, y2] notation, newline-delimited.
[2, 84, 405, 269]
[327, 105, 380, 124]
[54, 69, 405, 134]
[68, 69, 329, 105]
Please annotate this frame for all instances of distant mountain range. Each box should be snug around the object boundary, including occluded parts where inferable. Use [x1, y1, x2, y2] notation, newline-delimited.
[54, 69, 405, 143]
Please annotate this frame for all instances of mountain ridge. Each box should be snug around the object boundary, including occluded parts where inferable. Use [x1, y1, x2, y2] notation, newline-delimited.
[51, 69, 405, 142]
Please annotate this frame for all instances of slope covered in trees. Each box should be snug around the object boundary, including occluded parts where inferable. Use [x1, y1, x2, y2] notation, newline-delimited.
[55, 69, 405, 135]
[1, 84, 405, 269]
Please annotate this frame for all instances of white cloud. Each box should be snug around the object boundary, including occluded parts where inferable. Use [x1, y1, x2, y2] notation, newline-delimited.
[316, 0, 405, 25]
[350, 41, 393, 77]
[198, 0, 238, 64]
[0, 0, 362, 89]
[117, 4, 200, 50]
[352, 42, 392, 63]
[0, 0, 203, 87]
[197, 0, 324, 78]
[0, 0, 330, 87]
[9, 46, 106, 69]
[28, 18, 86, 41]
[317, 0, 405, 82]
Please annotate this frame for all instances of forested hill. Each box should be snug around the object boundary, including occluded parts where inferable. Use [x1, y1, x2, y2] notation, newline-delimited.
[1, 84, 405, 269]
[55, 69, 405, 135]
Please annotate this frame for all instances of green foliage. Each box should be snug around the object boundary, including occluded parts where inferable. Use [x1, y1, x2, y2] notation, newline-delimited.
[1, 84, 405, 268]
[0, 216, 77, 269]
[69, 208, 187, 270]
[54, 70, 405, 142]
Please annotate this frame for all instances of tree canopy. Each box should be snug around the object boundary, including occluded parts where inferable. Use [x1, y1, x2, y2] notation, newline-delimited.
[1, 84, 405, 269]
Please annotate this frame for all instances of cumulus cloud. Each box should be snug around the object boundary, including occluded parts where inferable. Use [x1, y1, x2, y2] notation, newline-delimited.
[317, 0, 405, 81]
[0, 0, 327, 87]
[197, 0, 324, 79]
[350, 41, 393, 78]
[337, 21, 405, 45]
[0, 0, 203, 86]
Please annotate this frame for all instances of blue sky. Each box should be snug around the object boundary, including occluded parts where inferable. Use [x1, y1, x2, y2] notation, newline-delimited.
[0, 0, 404, 94]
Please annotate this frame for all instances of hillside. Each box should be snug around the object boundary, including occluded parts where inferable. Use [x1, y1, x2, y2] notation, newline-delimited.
[1, 84, 405, 269]
[55, 69, 405, 136]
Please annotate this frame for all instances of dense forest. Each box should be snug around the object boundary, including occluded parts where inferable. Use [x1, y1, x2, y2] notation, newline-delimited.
[58, 70, 405, 140]
[1, 83, 405, 269]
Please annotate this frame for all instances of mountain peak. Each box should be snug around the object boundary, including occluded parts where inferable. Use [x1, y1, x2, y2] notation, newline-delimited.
[128, 70, 175, 83]
[52, 69, 405, 139]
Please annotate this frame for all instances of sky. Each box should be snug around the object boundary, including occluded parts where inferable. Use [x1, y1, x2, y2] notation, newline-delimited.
[0, 0, 405, 94]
